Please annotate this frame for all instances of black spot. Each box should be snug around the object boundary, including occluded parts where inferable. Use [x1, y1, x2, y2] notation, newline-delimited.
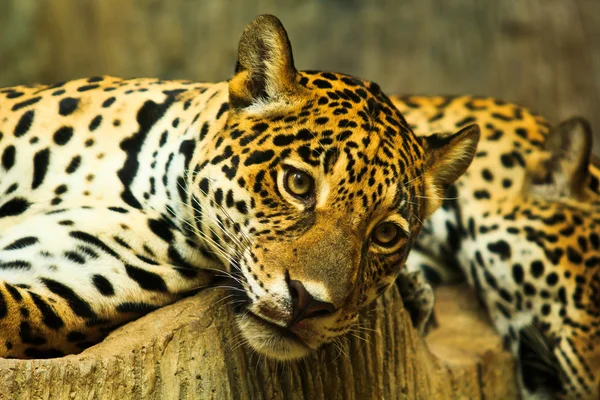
[55, 184, 67, 195]
[102, 97, 116, 108]
[159, 131, 168, 147]
[484, 270, 498, 289]
[566, 246, 583, 264]
[216, 103, 229, 119]
[118, 98, 175, 209]
[12, 96, 41, 111]
[446, 221, 461, 253]
[19, 321, 47, 345]
[113, 236, 131, 249]
[14, 110, 35, 137]
[474, 190, 491, 199]
[148, 218, 174, 243]
[41, 278, 96, 319]
[5, 91, 24, 99]
[251, 122, 269, 134]
[481, 169, 493, 181]
[530, 261, 544, 278]
[500, 154, 515, 168]
[179, 139, 196, 169]
[273, 134, 296, 146]
[4, 183, 17, 195]
[69, 231, 119, 259]
[77, 84, 100, 92]
[499, 289, 513, 303]
[455, 116, 476, 127]
[31, 148, 51, 189]
[515, 128, 528, 139]
[512, 264, 524, 284]
[491, 112, 512, 121]
[487, 130, 503, 140]
[244, 150, 275, 166]
[496, 302, 511, 318]
[313, 79, 333, 89]
[125, 264, 168, 292]
[0, 197, 31, 218]
[546, 273, 558, 286]
[541, 304, 551, 316]
[523, 283, 536, 296]
[590, 233, 599, 250]
[2, 145, 15, 171]
[30, 293, 64, 330]
[4, 283, 22, 302]
[585, 256, 599, 268]
[199, 178, 209, 195]
[4, 237, 39, 251]
[0, 289, 6, 319]
[64, 251, 86, 264]
[58, 97, 80, 116]
[53, 126, 74, 145]
[89, 115, 102, 131]
[92, 274, 115, 296]
[213, 188, 223, 206]
[66, 155, 81, 174]
[0, 260, 31, 269]
[108, 207, 128, 214]
[487, 240, 511, 260]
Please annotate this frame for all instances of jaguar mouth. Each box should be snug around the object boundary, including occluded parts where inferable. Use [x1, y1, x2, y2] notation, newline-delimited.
[236, 310, 312, 360]
[224, 267, 313, 360]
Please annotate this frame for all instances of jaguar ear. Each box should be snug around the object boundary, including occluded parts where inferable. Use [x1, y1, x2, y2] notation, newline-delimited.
[525, 117, 592, 200]
[229, 15, 300, 113]
[420, 124, 480, 218]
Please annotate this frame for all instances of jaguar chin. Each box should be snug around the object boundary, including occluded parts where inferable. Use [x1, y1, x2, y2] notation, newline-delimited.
[236, 312, 313, 360]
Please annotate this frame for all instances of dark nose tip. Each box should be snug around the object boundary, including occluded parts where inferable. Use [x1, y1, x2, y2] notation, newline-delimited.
[288, 279, 336, 325]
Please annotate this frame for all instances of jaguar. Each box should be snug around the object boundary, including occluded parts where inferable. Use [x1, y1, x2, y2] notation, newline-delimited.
[0, 15, 478, 360]
[395, 95, 600, 400]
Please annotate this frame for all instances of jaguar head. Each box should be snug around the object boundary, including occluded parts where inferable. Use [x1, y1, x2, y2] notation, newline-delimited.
[191, 15, 480, 360]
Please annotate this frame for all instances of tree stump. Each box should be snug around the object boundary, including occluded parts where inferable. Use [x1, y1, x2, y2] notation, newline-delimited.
[0, 284, 516, 399]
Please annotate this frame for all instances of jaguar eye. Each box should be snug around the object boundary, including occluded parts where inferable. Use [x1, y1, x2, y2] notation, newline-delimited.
[372, 222, 401, 247]
[284, 168, 314, 198]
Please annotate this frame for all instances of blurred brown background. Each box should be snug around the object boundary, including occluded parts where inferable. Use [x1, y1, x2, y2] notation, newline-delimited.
[1, 0, 598, 155]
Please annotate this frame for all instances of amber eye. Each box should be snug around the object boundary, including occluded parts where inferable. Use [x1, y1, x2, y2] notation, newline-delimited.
[372, 222, 402, 247]
[284, 169, 314, 198]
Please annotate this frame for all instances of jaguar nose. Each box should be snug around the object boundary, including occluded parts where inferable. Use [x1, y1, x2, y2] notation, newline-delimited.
[288, 279, 336, 326]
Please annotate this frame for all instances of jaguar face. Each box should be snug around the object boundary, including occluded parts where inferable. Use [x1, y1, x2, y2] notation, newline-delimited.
[189, 15, 480, 359]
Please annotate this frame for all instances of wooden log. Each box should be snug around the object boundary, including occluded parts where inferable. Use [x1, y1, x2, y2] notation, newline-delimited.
[0, 284, 516, 399]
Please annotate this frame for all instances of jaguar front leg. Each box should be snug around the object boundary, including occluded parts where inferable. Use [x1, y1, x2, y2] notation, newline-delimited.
[396, 269, 436, 334]
[0, 206, 217, 358]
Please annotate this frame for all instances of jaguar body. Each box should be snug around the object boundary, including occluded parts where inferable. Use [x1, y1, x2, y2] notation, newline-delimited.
[0, 16, 477, 360]
[397, 95, 600, 399]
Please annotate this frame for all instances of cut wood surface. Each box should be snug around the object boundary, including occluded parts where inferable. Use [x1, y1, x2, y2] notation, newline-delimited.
[0, 284, 515, 399]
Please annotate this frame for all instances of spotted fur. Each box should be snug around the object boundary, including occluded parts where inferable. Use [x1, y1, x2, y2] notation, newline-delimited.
[0, 16, 478, 360]
[396, 95, 600, 400]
